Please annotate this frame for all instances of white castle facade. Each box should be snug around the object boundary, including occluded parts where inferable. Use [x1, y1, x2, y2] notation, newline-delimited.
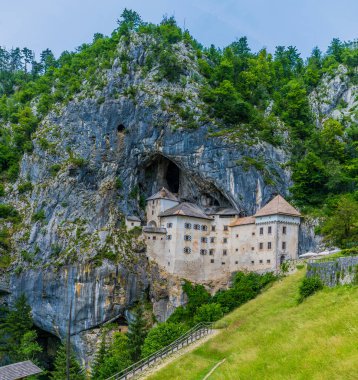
[134, 188, 301, 283]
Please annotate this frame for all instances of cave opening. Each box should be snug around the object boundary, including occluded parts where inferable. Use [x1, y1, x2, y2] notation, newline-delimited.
[165, 161, 180, 193]
[117, 124, 125, 133]
[34, 326, 61, 372]
[139, 154, 233, 209]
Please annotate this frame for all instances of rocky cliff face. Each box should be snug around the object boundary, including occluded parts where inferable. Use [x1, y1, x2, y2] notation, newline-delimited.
[1, 33, 328, 362]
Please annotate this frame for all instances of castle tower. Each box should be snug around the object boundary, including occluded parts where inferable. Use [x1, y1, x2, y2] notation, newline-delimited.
[253, 195, 301, 269]
[146, 187, 179, 227]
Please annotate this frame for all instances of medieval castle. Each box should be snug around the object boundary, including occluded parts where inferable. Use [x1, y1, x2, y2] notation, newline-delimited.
[127, 188, 301, 282]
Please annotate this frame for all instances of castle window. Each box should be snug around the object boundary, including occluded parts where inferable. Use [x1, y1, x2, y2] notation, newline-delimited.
[252, 232, 255, 236]
[259, 227, 264, 235]
[184, 247, 191, 254]
[251, 247, 254, 251]
[184, 223, 192, 229]
[223, 238, 228, 243]
[184, 235, 192, 241]
[131, 222, 134, 226]
[223, 249, 227, 256]
[235, 261, 238, 264]
[166, 235, 172, 240]
[251, 261, 255, 264]
[210, 237, 215, 243]
[152, 210, 154, 215]
[221, 262, 225, 265]
[209, 249, 214, 256]
[211, 225, 216, 232]
[167, 223, 173, 228]
[259, 242, 263, 250]
[268, 226, 272, 234]
[283, 226, 287, 234]
[210, 259, 214, 263]
[153, 236, 156, 240]
[147, 236, 150, 240]
[236, 234, 239, 238]
[223, 225, 228, 231]
[259, 260, 263, 264]
[235, 248, 238, 252]
[200, 249, 207, 255]
[193, 224, 200, 230]
[201, 225, 208, 231]
[267, 259, 271, 264]
[201, 237, 208, 243]
[282, 242, 286, 250]
[268, 242, 272, 249]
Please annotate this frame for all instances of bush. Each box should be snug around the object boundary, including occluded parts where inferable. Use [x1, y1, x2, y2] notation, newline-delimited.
[49, 164, 62, 177]
[0, 204, 20, 220]
[141, 322, 188, 358]
[193, 303, 223, 324]
[18, 181, 33, 194]
[298, 277, 323, 303]
[32, 209, 46, 222]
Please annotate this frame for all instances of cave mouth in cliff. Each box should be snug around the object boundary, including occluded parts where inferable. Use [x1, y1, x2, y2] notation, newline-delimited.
[117, 124, 125, 133]
[166, 161, 180, 193]
[34, 327, 61, 371]
[139, 154, 233, 208]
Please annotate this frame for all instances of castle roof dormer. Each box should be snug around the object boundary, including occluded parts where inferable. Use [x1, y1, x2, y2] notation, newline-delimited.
[158, 202, 213, 220]
[254, 195, 301, 217]
[146, 187, 179, 202]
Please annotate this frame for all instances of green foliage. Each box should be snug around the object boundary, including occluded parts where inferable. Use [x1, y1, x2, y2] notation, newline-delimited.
[0, 294, 43, 366]
[49, 163, 62, 177]
[126, 306, 148, 361]
[90, 333, 132, 380]
[298, 276, 323, 303]
[182, 281, 211, 315]
[320, 194, 358, 248]
[32, 209, 45, 222]
[50, 345, 85, 380]
[0, 204, 20, 221]
[18, 181, 33, 194]
[141, 322, 188, 358]
[193, 303, 223, 324]
[115, 177, 123, 190]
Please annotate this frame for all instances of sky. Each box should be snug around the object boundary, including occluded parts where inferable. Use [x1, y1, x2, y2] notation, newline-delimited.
[1, 0, 357, 59]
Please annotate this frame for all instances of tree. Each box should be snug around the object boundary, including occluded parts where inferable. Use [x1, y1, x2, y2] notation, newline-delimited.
[126, 307, 148, 361]
[40, 49, 56, 73]
[50, 345, 85, 380]
[141, 323, 187, 358]
[91, 332, 107, 379]
[321, 194, 358, 247]
[193, 303, 223, 324]
[117, 9, 142, 30]
[21, 48, 34, 74]
[92, 333, 132, 380]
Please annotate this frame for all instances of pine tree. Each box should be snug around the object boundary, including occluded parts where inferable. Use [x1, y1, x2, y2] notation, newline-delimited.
[126, 306, 148, 361]
[91, 332, 108, 379]
[50, 345, 85, 380]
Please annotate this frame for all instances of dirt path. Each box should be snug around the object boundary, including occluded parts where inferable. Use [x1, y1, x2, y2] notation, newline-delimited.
[138, 329, 220, 379]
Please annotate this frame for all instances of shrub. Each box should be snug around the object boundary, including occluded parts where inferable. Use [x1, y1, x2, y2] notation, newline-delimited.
[49, 164, 62, 177]
[141, 322, 188, 358]
[32, 209, 46, 222]
[0, 204, 20, 220]
[115, 177, 123, 190]
[193, 303, 223, 324]
[298, 276, 323, 303]
[18, 181, 33, 194]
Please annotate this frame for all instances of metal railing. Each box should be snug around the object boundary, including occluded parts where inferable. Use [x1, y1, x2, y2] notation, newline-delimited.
[106, 322, 214, 380]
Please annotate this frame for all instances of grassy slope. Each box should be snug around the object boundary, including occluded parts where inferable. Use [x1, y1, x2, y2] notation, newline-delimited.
[148, 270, 358, 380]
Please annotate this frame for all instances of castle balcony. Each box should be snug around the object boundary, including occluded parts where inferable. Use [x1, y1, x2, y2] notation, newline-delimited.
[143, 226, 167, 234]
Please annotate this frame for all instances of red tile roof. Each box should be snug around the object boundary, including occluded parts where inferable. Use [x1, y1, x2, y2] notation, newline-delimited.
[254, 195, 301, 217]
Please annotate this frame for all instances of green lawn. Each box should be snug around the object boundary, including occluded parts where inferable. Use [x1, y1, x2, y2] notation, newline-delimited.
[148, 270, 358, 380]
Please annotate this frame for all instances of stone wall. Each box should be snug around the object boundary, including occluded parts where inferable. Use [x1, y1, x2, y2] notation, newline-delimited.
[306, 256, 358, 287]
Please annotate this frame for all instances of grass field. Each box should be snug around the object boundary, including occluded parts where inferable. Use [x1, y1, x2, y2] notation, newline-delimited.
[147, 270, 358, 380]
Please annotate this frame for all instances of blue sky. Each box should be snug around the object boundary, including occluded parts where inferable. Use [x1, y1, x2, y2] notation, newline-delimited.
[1, 0, 357, 59]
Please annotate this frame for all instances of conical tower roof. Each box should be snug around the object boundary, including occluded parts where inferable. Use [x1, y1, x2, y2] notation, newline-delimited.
[146, 187, 179, 202]
[254, 195, 301, 217]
